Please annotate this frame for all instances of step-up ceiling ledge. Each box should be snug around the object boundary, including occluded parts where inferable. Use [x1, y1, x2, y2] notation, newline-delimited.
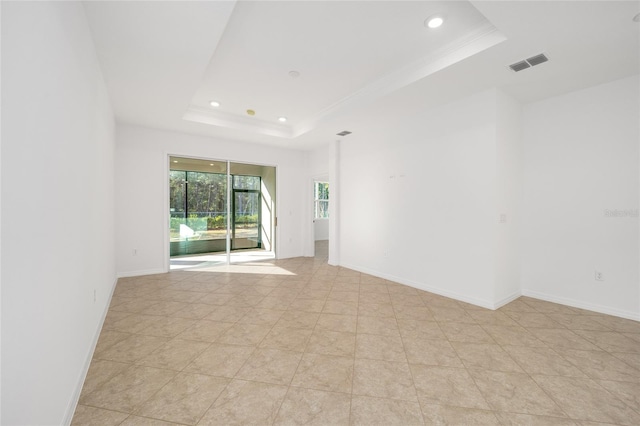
[183, 23, 506, 140]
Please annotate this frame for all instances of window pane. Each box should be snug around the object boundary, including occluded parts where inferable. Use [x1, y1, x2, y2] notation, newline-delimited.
[233, 175, 260, 190]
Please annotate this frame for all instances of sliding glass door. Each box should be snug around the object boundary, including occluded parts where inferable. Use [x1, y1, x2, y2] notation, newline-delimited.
[169, 157, 273, 259]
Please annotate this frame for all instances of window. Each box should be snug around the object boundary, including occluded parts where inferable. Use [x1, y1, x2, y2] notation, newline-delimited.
[314, 181, 329, 219]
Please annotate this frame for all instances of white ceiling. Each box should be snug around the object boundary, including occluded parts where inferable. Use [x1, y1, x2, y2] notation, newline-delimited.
[83, 1, 640, 150]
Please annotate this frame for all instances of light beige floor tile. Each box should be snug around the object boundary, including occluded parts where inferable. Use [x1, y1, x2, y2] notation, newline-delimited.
[176, 320, 234, 343]
[501, 345, 587, 378]
[274, 387, 350, 425]
[260, 326, 313, 352]
[547, 314, 613, 331]
[439, 322, 495, 344]
[257, 296, 293, 310]
[357, 316, 400, 336]
[328, 290, 359, 302]
[353, 359, 417, 402]
[81, 365, 176, 413]
[307, 322, 357, 351]
[533, 375, 640, 425]
[429, 307, 476, 323]
[119, 416, 184, 426]
[358, 302, 395, 318]
[494, 412, 578, 425]
[287, 298, 326, 313]
[235, 348, 302, 385]
[170, 303, 217, 320]
[420, 403, 499, 425]
[316, 313, 357, 333]
[183, 343, 254, 378]
[291, 353, 353, 393]
[102, 311, 134, 330]
[482, 325, 547, 347]
[469, 369, 565, 417]
[499, 299, 539, 313]
[467, 310, 519, 327]
[135, 372, 229, 425]
[590, 315, 640, 333]
[322, 300, 358, 315]
[96, 334, 170, 363]
[216, 323, 271, 346]
[236, 308, 285, 326]
[559, 348, 640, 382]
[527, 328, 601, 351]
[198, 379, 288, 425]
[397, 319, 446, 340]
[612, 351, 640, 371]
[451, 342, 524, 373]
[390, 294, 426, 307]
[109, 314, 159, 334]
[355, 333, 406, 362]
[410, 365, 488, 410]
[110, 298, 161, 314]
[506, 311, 565, 329]
[137, 317, 196, 338]
[359, 292, 391, 304]
[573, 329, 640, 353]
[198, 292, 236, 306]
[136, 338, 210, 371]
[596, 379, 640, 412]
[205, 305, 251, 322]
[351, 395, 423, 425]
[79, 359, 130, 400]
[394, 306, 435, 321]
[139, 301, 188, 316]
[403, 337, 463, 367]
[71, 405, 129, 426]
[276, 310, 320, 329]
[359, 282, 388, 293]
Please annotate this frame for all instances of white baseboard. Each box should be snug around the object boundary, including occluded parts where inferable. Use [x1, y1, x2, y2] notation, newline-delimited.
[117, 268, 166, 278]
[493, 291, 522, 310]
[522, 289, 640, 321]
[340, 262, 498, 310]
[62, 276, 118, 425]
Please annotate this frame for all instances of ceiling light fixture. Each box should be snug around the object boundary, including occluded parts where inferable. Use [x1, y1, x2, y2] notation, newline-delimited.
[288, 70, 300, 78]
[209, 100, 220, 107]
[173, 160, 178, 163]
[246, 109, 255, 116]
[426, 16, 444, 29]
[278, 117, 287, 122]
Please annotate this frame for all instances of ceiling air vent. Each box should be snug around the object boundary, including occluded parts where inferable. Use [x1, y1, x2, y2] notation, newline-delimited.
[336, 130, 352, 136]
[509, 60, 530, 72]
[508, 53, 549, 72]
[526, 53, 548, 66]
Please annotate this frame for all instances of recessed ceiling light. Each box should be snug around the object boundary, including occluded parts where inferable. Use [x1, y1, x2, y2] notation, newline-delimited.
[288, 70, 300, 78]
[209, 100, 220, 107]
[426, 16, 444, 29]
[246, 109, 255, 116]
[278, 117, 287, 122]
[633, 12, 640, 22]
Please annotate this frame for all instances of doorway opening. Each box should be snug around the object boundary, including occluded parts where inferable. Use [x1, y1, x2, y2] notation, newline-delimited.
[168, 156, 276, 269]
[313, 180, 329, 260]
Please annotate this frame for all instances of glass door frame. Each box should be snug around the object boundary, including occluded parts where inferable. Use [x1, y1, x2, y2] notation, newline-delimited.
[163, 154, 277, 271]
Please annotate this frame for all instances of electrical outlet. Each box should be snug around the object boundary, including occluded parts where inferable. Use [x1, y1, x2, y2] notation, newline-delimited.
[595, 271, 604, 281]
[93, 289, 97, 303]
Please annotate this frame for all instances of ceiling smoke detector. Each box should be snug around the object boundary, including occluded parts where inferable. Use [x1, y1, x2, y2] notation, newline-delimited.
[336, 130, 352, 136]
[508, 53, 549, 72]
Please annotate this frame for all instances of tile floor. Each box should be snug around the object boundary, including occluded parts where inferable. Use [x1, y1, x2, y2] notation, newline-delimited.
[74, 244, 640, 425]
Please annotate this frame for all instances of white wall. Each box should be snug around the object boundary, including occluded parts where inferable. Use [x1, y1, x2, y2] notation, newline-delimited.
[115, 124, 308, 276]
[494, 90, 523, 305]
[522, 75, 640, 320]
[339, 89, 498, 307]
[1, 2, 116, 424]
